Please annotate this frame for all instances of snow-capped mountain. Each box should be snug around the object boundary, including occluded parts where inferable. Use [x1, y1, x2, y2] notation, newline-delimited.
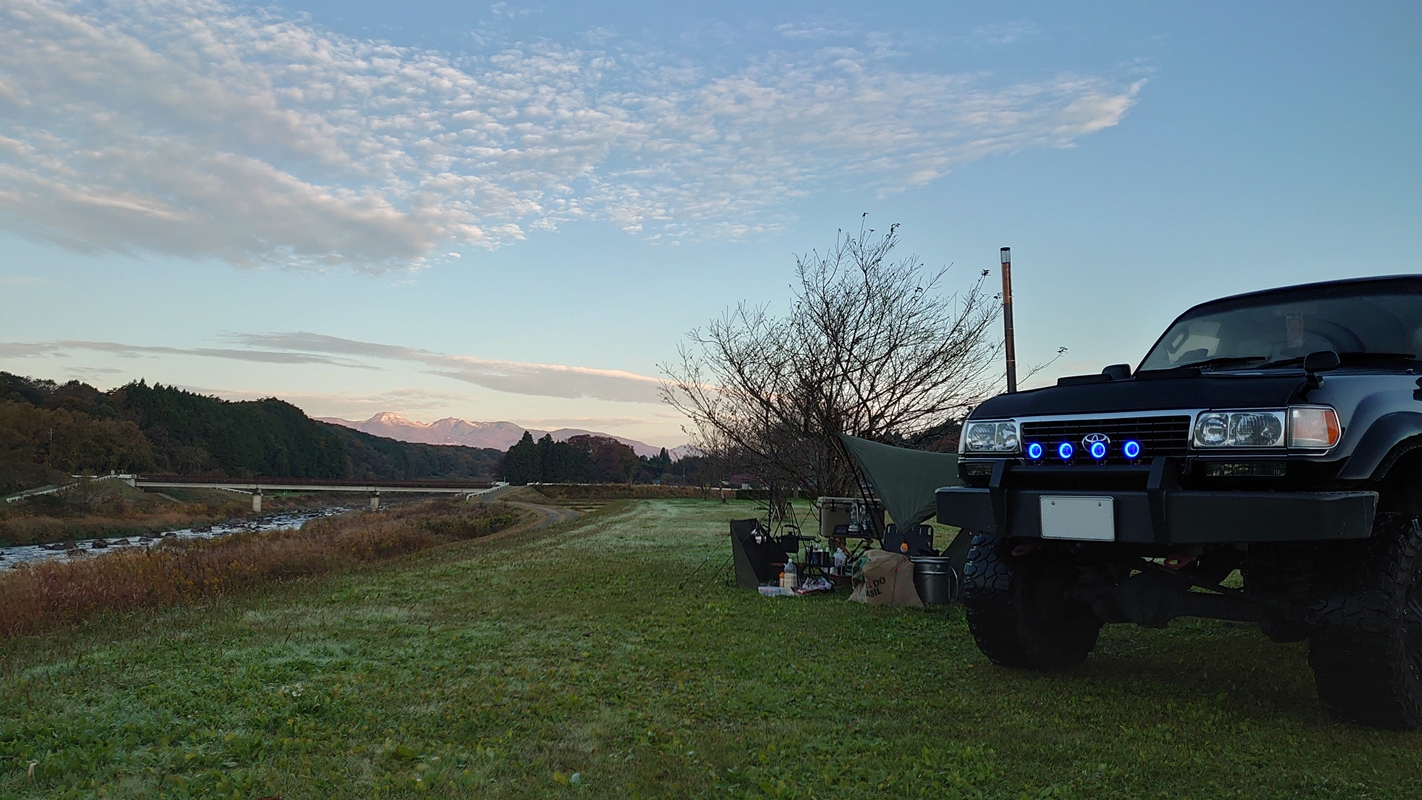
[317, 412, 678, 458]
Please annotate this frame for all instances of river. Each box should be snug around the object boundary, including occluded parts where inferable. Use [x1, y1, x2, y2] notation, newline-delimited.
[0, 506, 352, 570]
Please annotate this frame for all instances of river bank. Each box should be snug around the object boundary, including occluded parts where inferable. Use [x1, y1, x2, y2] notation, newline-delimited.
[0, 479, 343, 547]
[0, 506, 351, 570]
[0, 495, 523, 638]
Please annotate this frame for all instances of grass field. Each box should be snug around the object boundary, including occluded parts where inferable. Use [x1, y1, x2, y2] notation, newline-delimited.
[3, 498, 1421, 798]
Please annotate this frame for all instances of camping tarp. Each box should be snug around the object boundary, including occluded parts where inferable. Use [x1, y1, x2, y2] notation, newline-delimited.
[838, 434, 961, 531]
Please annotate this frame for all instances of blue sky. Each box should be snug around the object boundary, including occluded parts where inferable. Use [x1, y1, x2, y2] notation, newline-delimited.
[1, 0, 1418, 447]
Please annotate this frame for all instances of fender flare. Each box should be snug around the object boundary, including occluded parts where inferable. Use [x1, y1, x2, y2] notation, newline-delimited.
[1335, 412, 1422, 481]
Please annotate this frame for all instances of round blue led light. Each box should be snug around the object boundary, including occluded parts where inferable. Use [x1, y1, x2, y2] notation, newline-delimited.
[1026, 442, 1044, 460]
[1123, 440, 1142, 459]
[1089, 441, 1108, 460]
[1057, 442, 1074, 461]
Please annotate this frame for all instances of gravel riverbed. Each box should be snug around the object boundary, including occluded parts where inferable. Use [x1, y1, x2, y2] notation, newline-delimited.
[0, 507, 351, 569]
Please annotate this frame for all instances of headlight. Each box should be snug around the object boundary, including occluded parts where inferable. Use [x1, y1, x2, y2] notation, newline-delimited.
[1195, 413, 1229, 447]
[1289, 406, 1341, 448]
[963, 420, 1020, 453]
[1193, 411, 1285, 448]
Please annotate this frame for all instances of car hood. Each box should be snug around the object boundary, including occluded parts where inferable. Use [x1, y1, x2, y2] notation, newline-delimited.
[972, 373, 1309, 419]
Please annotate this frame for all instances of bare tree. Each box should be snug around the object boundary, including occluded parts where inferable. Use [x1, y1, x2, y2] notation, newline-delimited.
[661, 220, 1003, 496]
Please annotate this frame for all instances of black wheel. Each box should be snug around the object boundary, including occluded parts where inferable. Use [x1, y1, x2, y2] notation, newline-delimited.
[1243, 545, 1317, 643]
[1307, 515, 1422, 729]
[960, 532, 1103, 671]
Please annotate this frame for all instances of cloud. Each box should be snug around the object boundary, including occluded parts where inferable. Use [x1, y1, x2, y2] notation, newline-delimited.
[775, 23, 851, 40]
[0, 275, 46, 286]
[489, 2, 533, 19]
[0, 1, 1141, 271]
[974, 21, 1041, 45]
[516, 414, 679, 429]
[62, 366, 124, 381]
[180, 383, 681, 442]
[0, 339, 378, 368]
[188, 385, 483, 415]
[0, 342, 59, 358]
[0, 332, 663, 403]
[230, 332, 663, 403]
[76, 341, 371, 367]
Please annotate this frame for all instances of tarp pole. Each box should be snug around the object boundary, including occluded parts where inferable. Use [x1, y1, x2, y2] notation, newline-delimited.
[832, 433, 884, 539]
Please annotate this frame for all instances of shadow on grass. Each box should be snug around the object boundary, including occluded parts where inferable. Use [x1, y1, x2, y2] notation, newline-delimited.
[1019, 625, 1325, 727]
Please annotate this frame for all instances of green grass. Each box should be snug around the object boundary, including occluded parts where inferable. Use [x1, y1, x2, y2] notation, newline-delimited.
[2, 499, 1421, 798]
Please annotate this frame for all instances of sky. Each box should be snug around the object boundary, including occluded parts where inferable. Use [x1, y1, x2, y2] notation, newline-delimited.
[0, 0, 1418, 448]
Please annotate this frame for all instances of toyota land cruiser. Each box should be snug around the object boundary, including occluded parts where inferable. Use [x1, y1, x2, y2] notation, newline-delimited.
[938, 275, 1422, 729]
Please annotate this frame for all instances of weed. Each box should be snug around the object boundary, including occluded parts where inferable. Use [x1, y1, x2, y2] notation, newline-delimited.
[0, 497, 520, 637]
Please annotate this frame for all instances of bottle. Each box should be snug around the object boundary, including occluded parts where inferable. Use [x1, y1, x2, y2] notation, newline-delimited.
[833, 546, 848, 575]
[782, 558, 798, 590]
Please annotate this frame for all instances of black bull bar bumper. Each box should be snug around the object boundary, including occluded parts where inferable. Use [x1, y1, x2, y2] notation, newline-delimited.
[936, 468, 1377, 545]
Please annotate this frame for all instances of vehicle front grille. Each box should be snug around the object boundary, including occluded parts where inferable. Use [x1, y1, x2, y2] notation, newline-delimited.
[1020, 415, 1192, 461]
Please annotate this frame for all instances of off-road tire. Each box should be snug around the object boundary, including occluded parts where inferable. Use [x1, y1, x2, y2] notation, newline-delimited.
[960, 532, 1103, 671]
[1307, 515, 1422, 729]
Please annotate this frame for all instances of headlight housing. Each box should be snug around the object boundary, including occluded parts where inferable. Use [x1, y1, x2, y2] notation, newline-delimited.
[1193, 411, 1286, 448]
[962, 420, 1020, 453]
[1192, 407, 1340, 449]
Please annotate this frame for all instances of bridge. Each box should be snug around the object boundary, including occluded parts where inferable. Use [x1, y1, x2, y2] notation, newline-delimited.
[127, 475, 503, 512]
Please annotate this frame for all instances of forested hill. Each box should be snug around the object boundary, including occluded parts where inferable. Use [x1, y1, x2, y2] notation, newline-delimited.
[0, 373, 502, 494]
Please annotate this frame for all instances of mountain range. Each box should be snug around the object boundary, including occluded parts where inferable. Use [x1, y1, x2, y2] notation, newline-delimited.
[318, 412, 688, 458]
[0, 374, 506, 492]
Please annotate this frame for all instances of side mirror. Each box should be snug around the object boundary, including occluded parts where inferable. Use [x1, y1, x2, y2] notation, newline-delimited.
[1101, 364, 1132, 381]
[1304, 350, 1341, 373]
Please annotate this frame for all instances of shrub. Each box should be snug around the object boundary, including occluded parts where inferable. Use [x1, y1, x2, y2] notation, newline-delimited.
[0, 498, 521, 637]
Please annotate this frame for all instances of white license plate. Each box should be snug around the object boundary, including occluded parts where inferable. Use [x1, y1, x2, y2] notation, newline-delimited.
[1040, 496, 1116, 541]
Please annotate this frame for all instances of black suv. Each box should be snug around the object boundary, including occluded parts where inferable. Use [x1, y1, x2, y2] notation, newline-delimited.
[937, 275, 1422, 729]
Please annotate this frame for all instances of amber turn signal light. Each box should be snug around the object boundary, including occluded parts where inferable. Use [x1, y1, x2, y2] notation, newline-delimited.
[1288, 406, 1341, 448]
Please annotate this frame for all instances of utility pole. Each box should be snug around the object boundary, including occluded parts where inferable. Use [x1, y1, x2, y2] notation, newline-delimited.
[1001, 247, 1017, 393]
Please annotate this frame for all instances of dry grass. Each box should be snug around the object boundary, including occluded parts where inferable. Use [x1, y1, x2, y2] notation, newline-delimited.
[0, 497, 520, 638]
[0, 481, 250, 546]
[1, 509, 226, 545]
[0, 481, 360, 546]
[529, 483, 723, 501]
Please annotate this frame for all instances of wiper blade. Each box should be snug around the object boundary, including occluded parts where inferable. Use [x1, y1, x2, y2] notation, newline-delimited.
[1255, 351, 1418, 369]
[1135, 355, 1267, 377]
[1185, 356, 1268, 371]
[1337, 351, 1417, 362]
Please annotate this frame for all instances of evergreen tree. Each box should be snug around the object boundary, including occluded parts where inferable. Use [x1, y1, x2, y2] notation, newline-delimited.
[0, 371, 502, 487]
[503, 431, 542, 484]
[538, 434, 585, 483]
[537, 434, 556, 480]
[649, 448, 672, 478]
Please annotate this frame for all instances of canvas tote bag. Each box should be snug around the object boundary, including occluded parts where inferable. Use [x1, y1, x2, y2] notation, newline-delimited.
[850, 550, 923, 607]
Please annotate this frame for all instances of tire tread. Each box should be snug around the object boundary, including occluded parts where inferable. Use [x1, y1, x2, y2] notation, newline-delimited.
[1307, 516, 1422, 729]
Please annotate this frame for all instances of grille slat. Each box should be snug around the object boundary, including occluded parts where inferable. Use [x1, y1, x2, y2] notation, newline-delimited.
[1020, 415, 1192, 461]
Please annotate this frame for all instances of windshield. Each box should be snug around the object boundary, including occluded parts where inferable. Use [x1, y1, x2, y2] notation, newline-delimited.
[1139, 289, 1422, 372]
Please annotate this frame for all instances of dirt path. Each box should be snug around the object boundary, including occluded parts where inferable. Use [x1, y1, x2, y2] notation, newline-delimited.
[476, 486, 582, 538]
[502, 500, 581, 530]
